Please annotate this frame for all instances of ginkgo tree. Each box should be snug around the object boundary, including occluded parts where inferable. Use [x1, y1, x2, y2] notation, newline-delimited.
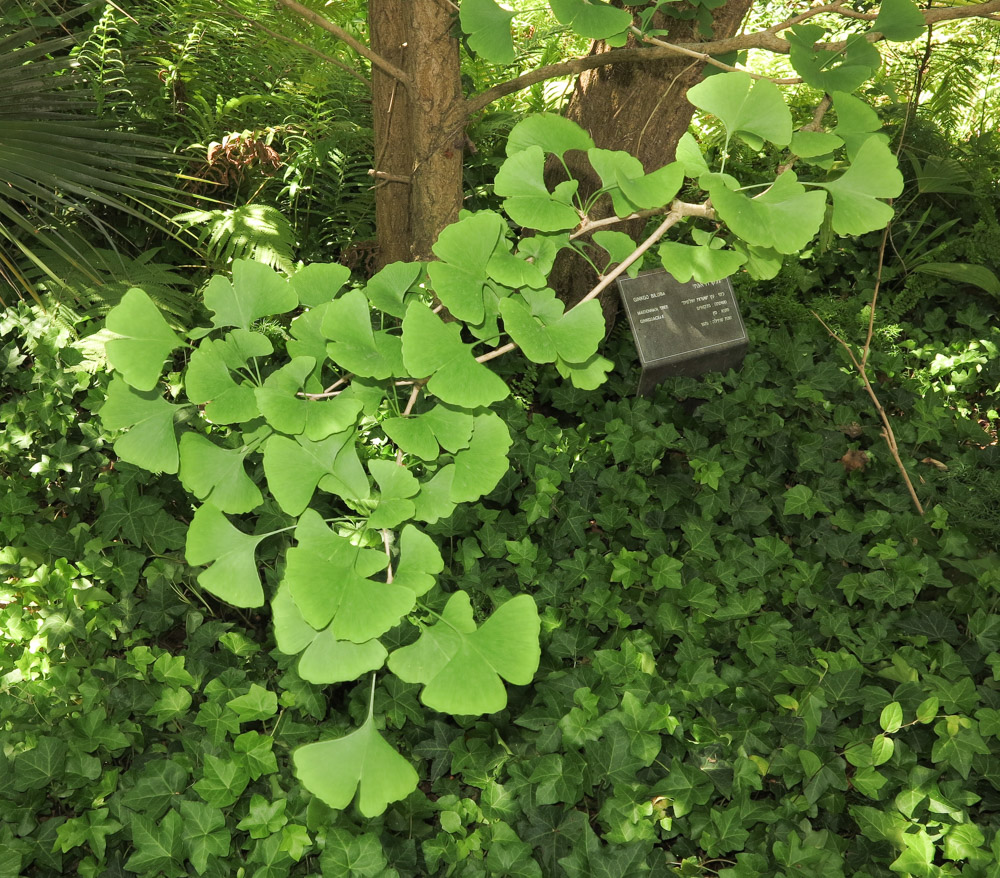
[99, 0, 998, 816]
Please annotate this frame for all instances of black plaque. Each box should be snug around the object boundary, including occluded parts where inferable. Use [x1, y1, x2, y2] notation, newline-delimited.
[617, 270, 748, 396]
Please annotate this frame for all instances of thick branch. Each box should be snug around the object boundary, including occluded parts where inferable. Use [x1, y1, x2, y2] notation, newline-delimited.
[275, 0, 413, 88]
[213, 0, 370, 89]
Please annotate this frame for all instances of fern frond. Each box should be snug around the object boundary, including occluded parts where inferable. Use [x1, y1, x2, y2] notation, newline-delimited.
[174, 203, 297, 273]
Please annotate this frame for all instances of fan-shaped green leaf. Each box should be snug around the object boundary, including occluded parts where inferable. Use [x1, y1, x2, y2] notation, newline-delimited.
[185, 340, 260, 426]
[460, 0, 515, 64]
[500, 289, 604, 364]
[708, 172, 827, 254]
[363, 262, 423, 319]
[451, 411, 512, 502]
[394, 525, 444, 596]
[495, 147, 581, 232]
[254, 357, 316, 434]
[506, 113, 595, 157]
[427, 212, 505, 323]
[388, 591, 541, 715]
[382, 417, 440, 461]
[421, 404, 475, 452]
[263, 430, 368, 516]
[203, 259, 297, 330]
[105, 288, 183, 391]
[368, 459, 419, 529]
[548, 0, 632, 39]
[555, 350, 614, 389]
[412, 466, 457, 524]
[791, 131, 844, 158]
[185, 504, 267, 607]
[100, 377, 180, 474]
[659, 242, 746, 283]
[401, 304, 509, 407]
[284, 509, 411, 641]
[179, 433, 262, 514]
[272, 582, 317, 656]
[322, 289, 399, 379]
[788, 25, 881, 93]
[818, 137, 903, 235]
[874, 0, 926, 42]
[293, 700, 417, 816]
[687, 72, 792, 148]
[298, 627, 388, 684]
[291, 262, 351, 307]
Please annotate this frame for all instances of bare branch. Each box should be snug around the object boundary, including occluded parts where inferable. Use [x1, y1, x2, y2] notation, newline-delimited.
[213, 0, 370, 89]
[275, 0, 413, 88]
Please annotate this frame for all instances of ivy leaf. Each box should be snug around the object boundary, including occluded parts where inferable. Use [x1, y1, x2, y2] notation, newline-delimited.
[782, 484, 832, 519]
[506, 112, 595, 157]
[368, 459, 419, 529]
[874, 0, 926, 42]
[819, 136, 903, 235]
[394, 525, 444, 596]
[427, 211, 505, 323]
[100, 377, 180, 474]
[254, 357, 316, 433]
[237, 795, 287, 840]
[388, 591, 540, 714]
[228, 684, 278, 722]
[263, 430, 369, 515]
[294, 688, 418, 817]
[203, 258, 298, 330]
[363, 261, 423, 318]
[401, 304, 509, 408]
[193, 755, 250, 808]
[880, 702, 903, 734]
[290, 261, 350, 307]
[185, 340, 260, 425]
[659, 241, 746, 283]
[105, 288, 184, 391]
[708, 171, 827, 254]
[321, 289, 401, 379]
[460, 0, 515, 64]
[687, 72, 792, 149]
[495, 147, 581, 232]
[185, 503, 267, 607]
[179, 433, 262, 514]
[284, 509, 412, 641]
[452, 411, 513, 502]
[180, 800, 230, 875]
[788, 25, 881, 93]
[548, 0, 632, 39]
[124, 809, 184, 873]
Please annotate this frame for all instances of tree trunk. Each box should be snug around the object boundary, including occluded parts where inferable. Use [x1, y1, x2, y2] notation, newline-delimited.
[369, 2, 464, 267]
[552, 0, 754, 319]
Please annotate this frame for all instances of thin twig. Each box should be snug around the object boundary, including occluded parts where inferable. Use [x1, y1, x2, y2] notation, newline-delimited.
[395, 384, 423, 465]
[381, 529, 394, 583]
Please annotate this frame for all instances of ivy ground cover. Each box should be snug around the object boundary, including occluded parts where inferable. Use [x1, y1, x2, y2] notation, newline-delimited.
[1, 299, 999, 876]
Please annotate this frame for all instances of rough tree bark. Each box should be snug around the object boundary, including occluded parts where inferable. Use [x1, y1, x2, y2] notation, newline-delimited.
[551, 0, 754, 320]
[369, 1, 465, 266]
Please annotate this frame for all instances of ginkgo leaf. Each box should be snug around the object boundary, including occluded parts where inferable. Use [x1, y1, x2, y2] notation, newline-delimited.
[105, 288, 184, 391]
[321, 289, 400, 379]
[100, 377, 180, 474]
[254, 357, 316, 434]
[505, 113, 595, 157]
[298, 626, 387, 684]
[185, 340, 260, 425]
[495, 147, 581, 232]
[382, 416, 439, 461]
[420, 404, 475, 452]
[486, 244, 548, 290]
[874, 0, 926, 42]
[460, 0, 515, 64]
[687, 72, 792, 149]
[204, 259, 298, 330]
[290, 261, 351, 307]
[412, 465, 457, 524]
[451, 411, 512, 502]
[427, 212, 505, 323]
[555, 350, 614, 390]
[368, 459, 419, 529]
[708, 172, 827, 254]
[499, 291, 604, 365]
[263, 430, 369, 516]
[548, 0, 632, 39]
[363, 262, 423, 318]
[788, 25, 881, 94]
[185, 504, 267, 607]
[394, 525, 444, 596]
[178, 433, 263, 514]
[388, 591, 541, 715]
[272, 582, 317, 656]
[283, 509, 411, 641]
[659, 241, 747, 283]
[293, 685, 417, 816]
[819, 137, 903, 235]
[401, 304, 509, 408]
